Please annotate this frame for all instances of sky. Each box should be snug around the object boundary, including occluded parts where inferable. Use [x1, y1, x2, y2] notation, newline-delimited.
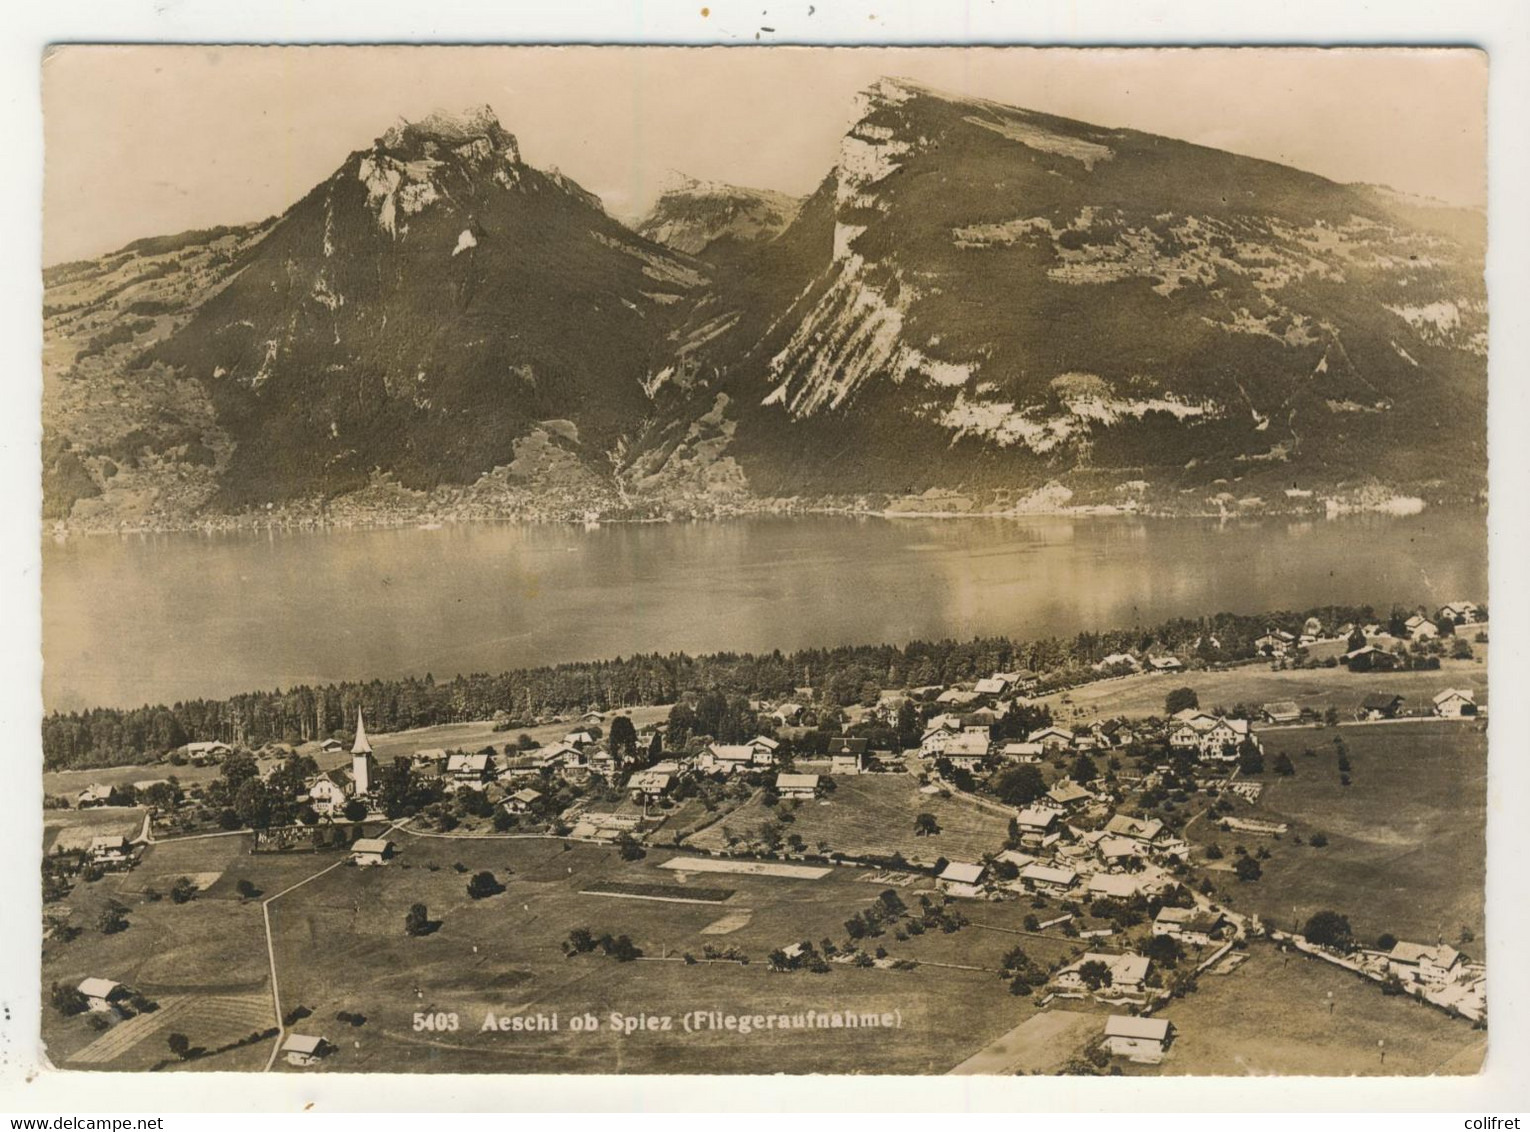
[41, 45, 1487, 266]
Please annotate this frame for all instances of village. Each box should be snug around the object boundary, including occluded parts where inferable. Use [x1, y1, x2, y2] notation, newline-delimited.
[40, 600, 1489, 1076]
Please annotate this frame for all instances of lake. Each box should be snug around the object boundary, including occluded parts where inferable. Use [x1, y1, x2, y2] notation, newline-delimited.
[41, 512, 1487, 712]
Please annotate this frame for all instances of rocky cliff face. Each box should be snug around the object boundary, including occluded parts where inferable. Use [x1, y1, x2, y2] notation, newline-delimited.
[42, 86, 1486, 527]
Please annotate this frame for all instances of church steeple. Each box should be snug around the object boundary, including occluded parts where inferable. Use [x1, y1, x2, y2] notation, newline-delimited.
[351, 707, 373, 755]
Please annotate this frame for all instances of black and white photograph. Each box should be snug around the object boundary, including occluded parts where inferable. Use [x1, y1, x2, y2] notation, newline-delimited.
[11, 27, 1523, 1107]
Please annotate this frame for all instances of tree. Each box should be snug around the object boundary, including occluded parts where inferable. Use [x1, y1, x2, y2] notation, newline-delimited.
[1070, 752, 1098, 784]
[913, 812, 940, 837]
[608, 715, 639, 762]
[1346, 627, 1367, 652]
[342, 799, 368, 823]
[50, 982, 88, 1016]
[170, 876, 197, 904]
[992, 764, 1046, 806]
[167, 1032, 192, 1060]
[1376, 932, 1398, 951]
[235, 878, 259, 900]
[233, 779, 273, 835]
[1233, 855, 1262, 882]
[96, 900, 129, 934]
[1323, 706, 1340, 727]
[1077, 959, 1113, 990]
[1302, 910, 1355, 951]
[1308, 831, 1329, 848]
[1272, 752, 1295, 776]
[405, 903, 431, 936]
[1236, 740, 1264, 776]
[1144, 933, 1184, 966]
[466, 871, 502, 899]
[1165, 687, 1199, 716]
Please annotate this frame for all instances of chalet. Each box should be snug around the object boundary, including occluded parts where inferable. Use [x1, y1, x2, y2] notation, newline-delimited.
[1439, 600, 1482, 625]
[1344, 645, 1400, 672]
[1261, 701, 1302, 724]
[318, 738, 344, 754]
[1015, 807, 1059, 846]
[940, 731, 990, 770]
[1432, 688, 1477, 718]
[775, 773, 821, 800]
[962, 707, 1002, 729]
[1152, 906, 1228, 947]
[580, 709, 605, 724]
[76, 784, 115, 809]
[747, 735, 781, 761]
[1255, 629, 1297, 656]
[1020, 862, 1078, 894]
[627, 770, 674, 802]
[281, 1033, 330, 1068]
[1103, 814, 1164, 846]
[997, 741, 1044, 763]
[306, 768, 352, 815]
[1303, 616, 1325, 638]
[1095, 719, 1135, 748]
[936, 860, 987, 898]
[445, 751, 493, 785]
[1406, 615, 1439, 641]
[936, 688, 981, 708]
[563, 730, 598, 749]
[1055, 952, 1150, 996]
[587, 747, 622, 778]
[1087, 872, 1143, 900]
[699, 743, 763, 774]
[827, 736, 868, 775]
[351, 837, 394, 867]
[1148, 656, 1184, 673]
[1358, 693, 1405, 721]
[974, 676, 1011, 697]
[1027, 726, 1075, 752]
[1386, 942, 1462, 986]
[88, 835, 134, 868]
[181, 740, 234, 761]
[1168, 712, 1253, 759]
[1102, 1015, 1172, 1064]
[919, 716, 965, 757]
[504, 788, 543, 814]
[77, 978, 129, 1014]
[1046, 779, 1092, 809]
[1095, 652, 1141, 673]
[1096, 836, 1143, 867]
[770, 702, 806, 727]
[996, 848, 1037, 872]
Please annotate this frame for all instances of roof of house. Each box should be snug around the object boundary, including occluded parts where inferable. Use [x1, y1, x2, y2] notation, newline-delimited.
[1097, 836, 1142, 860]
[749, 735, 781, 751]
[1433, 688, 1475, 705]
[937, 861, 986, 884]
[1047, 780, 1091, 805]
[1149, 656, 1183, 669]
[509, 788, 543, 804]
[628, 771, 673, 791]
[1021, 863, 1077, 885]
[1028, 726, 1074, 743]
[1016, 807, 1057, 829]
[942, 732, 990, 757]
[1262, 701, 1302, 718]
[829, 736, 868, 756]
[1000, 742, 1045, 757]
[1104, 814, 1163, 841]
[446, 752, 490, 773]
[1388, 941, 1461, 967]
[775, 773, 820, 790]
[88, 835, 130, 852]
[1088, 873, 1141, 899]
[708, 744, 756, 762]
[77, 977, 121, 999]
[1110, 954, 1151, 985]
[974, 677, 1009, 695]
[1104, 1015, 1170, 1042]
[282, 1033, 327, 1054]
[351, 837, 392, 854]
[997, 849, 1037, 868]
[77, 784, 113, 801]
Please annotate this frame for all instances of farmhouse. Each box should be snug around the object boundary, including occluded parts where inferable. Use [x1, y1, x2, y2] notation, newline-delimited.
[1439, 600, 1482, 625]
[770, 702, 805, 727]
[180, 740, 234, 761]
[827, 736, 868, 775]
[1387, 941, 1462, 987]
[281, 1033, 331, 1068]
[76, 784, 115, 808]
[627, 770, 673, 802]
[1027, 726, 1075, 752]
[1102, 1015, 1172, 1064]
[1055, 952, 1150, 996]
[747, 735, 782, 761]
[940, 731, 990, 770]
[1261, 701, 1302, 724]
[775, 773, 821, 800]
[504, 788, 543, 814]
[1358, 693, 1405, 721]
[1432, 688, 1478, 718]
[1095, 652, 1141, 673]
[699, 743, 761, 774]
[1405, 614, 1439, 641]
[1096, 836, 1143, 867]
[318, 738, 344, 754]
[445, 751, 493, 786]
[1152, 906, 1228, 947]
[936, 860, 987, 898]
[1344, 645, 1399, 672]
[1020, 862, 1078, 894]
[997, 741, 1044, 763]
[88, 835, 134, 868]
[1103, 814, 1164, 846]
[1046, 779, 1092, 809]
[1087, 872, 1142, 900]
[1148, 656, 1184, 672]
[936, 688, 981, 707]
[77, 977, 129, 1014]
[351, 837, 394, 867]
[973, 676, 1010, 697]
[1255, 629, 1296, 656]
[1015, 806, 1059, 846]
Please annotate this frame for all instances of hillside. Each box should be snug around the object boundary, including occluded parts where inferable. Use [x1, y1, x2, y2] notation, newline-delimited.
[41, 86, 1487, 528]
[629, 79, 1488, 513]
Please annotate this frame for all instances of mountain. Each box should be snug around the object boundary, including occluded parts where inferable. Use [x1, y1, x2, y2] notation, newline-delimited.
[42, 85, 1487, 528]
[629, 78, 1487, 512]
[636, 176, 803, 267]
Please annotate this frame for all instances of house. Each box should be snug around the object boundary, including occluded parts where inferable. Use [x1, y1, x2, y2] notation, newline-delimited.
[1303, 616, 1325, 638]
[1046, 779, 1092, 809]
[747, 735, 782, 761]
[997, 741, 1044, 763]
[1096, 836, 1143, 867]
[563, 730, 598, 749]
[936, 688, 981, 708]
[1102, 1015, 1172, 1064]
[281, 1033, 330, 1068]
[306, 768, 353, 815]
[504, 788, 543, 814]
[88, 835, 134, 868]
[826, 736, 868, 775]
[996, 848, 1037, 872]
[1358, 693, 1405, 720]
[940, 731, 990, 770]
[1255, 629, 1296, 656]
[580, 709, 605, 724]
[770, 702, 805, 727]
[1095, 652, 1141, 673]
[936, 860, 987, 898]
[1406, 615, 1439, 641]
[1015, 806, 1059, 842]
[351, 837, 394, 866]
[627, 770, 674, 802]
[1103, 814, 1164, 845]
[1055, 952, 1150, 996]
[1168, 712, 1252, 759]
[1432, 688, 1477, 718]
[1087, 872, 1142, 900]
[181, 740, 234, 761]
[974, 676, 1011, 697]
[1438, 600, 1482, 625]
[918, 716, 965, 756]
[1152, 906, 1228, 947]
[76, 784, 115, 809]
[1387, 942, 1462, 986]
[1261, 701, 1302, 724]
[1020, 862, 1078, 894]
[445, 751, 493, 785]
[1027, 726, 1075, 752]
[699, 743, 761, 774]
[775, 773, 821, 800]
[1344, 644, 1400, 672]
[77, 977, 129, 1014]
[318, 738, 344, 754]
[1148, 656, 1184, 672]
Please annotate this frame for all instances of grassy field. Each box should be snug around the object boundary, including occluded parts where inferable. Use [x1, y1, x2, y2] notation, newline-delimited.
[1190, 720, 1486, 946]
[1040, 655, 1487, 724]
[684, 774, 1012, 867]
[1139, 943, 1485, 1076]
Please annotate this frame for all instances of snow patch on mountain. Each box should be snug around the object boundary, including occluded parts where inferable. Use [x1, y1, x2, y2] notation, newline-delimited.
[452, 229, 478, 256]
[964, 112, 1114, 171]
